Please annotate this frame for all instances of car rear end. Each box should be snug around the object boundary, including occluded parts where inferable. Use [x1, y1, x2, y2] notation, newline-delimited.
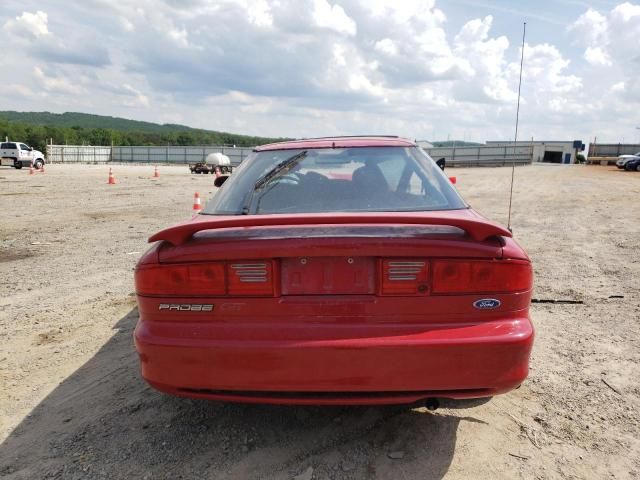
[134, 138, 534, 405]
[134, 221, 533, 405]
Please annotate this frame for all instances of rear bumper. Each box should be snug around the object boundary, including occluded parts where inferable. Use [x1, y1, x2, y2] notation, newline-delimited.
[134, 315, 533, 405]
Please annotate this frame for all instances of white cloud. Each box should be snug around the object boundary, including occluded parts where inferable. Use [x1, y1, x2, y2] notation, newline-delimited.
[0, 83, 37, 98]
[611, 81, 625, 92]
[0, 1, 638, 143]
[374, 38, 397, 56]
[33, 67, 80, 94]
[568, 2, 640, 105]
[611, 1, 640, 22]
[567, 8, 608, 46]
[347, 72, 384, 97]
[584, 46, 611, 66]
[248, 0, 274, 27]
[121, 84, 150, 107]
[368, 0, 444, 24]
[524, 43, 581, 94]
[312, 0, 357, 36]
[3, 10, 49, 38]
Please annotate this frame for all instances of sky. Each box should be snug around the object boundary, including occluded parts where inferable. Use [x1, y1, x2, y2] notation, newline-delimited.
[1, 0, 639, 143]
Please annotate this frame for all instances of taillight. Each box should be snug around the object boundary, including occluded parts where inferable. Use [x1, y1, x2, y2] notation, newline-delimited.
[135, 260, 275, 297]
[227, 262, 274, 296]
[380, 259, 429, 295]
[432, 260, 532, 294]
[135, 263, 226, 296]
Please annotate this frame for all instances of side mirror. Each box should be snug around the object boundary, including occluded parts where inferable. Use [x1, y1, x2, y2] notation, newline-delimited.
[214, 175, 229, 187]
[436, 158, 446, 171]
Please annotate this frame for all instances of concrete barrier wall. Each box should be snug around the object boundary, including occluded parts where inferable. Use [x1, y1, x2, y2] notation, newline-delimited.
[46, 145, 112, 163]
[423, 145, 532, 166]
[47, 144, 533, 167]
[111, 145, 253, 165]
[588, 144, 640, 157]
[46, 145, 254, 165]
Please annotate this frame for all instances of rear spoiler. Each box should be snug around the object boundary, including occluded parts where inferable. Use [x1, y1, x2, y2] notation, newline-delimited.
[149, 212, 512, 246]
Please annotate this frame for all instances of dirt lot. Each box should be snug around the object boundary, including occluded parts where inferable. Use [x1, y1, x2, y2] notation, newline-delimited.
[1, 163, 639, 479]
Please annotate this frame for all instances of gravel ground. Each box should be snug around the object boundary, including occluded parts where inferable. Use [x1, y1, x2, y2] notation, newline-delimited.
[1, 163, 639, 479]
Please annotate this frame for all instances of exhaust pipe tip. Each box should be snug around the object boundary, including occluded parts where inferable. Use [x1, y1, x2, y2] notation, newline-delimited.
[425, 398, 440, 411]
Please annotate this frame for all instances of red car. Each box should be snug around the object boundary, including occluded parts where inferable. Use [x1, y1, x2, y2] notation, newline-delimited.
[134, 136, 534, 406]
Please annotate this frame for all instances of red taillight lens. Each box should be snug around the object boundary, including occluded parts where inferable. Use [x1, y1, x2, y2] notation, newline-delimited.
[135, 260, 274, 297]
[380, 259, 430, 295]
[227, 261, 274, 296]
[432, 260, 532, 294]
[136, 261, 276, 297]
[135, 263, 226, 296]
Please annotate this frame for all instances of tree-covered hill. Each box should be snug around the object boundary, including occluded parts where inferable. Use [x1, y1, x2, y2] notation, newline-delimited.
[0, 111, 200, 133]
[0, 111, 287, 153]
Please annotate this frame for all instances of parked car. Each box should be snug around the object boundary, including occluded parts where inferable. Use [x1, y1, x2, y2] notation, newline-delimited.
[624, 157, 640, 171]
[0, 141, 46, 169]
[134, 136, 534, 407]
[189, 152, 232, 174]
[616, 152, 640, 169]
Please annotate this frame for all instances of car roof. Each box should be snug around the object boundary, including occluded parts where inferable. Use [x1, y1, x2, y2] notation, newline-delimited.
[254, 136, 416, 152]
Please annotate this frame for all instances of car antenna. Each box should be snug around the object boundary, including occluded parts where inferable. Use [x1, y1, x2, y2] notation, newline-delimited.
[507, 21, 526, 233]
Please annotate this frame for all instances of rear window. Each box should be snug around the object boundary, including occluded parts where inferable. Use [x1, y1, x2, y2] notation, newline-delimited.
[1, 143, 17, 149]
[203, 146, 467, 215]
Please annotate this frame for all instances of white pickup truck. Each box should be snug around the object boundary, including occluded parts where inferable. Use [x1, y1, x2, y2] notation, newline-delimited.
[0, 141, 46, 169]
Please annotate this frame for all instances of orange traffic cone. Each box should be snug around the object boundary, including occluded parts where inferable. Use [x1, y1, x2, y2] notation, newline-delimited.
[107, 167, 117, 185]
[192, 192, 202, 214]
[153, 165, 160, 178]
[40, 164, 45, 173]
[214, 166, 221, 178]
[29, 165, 34, 175]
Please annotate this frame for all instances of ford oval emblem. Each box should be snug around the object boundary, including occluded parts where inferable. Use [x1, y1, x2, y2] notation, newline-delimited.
[473, 298, 501, 309]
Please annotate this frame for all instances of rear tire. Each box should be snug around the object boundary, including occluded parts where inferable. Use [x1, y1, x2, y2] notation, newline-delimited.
[636, 164, 640, 172]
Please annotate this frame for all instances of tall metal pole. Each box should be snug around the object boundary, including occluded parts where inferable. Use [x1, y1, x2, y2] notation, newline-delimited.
[507, 22, 526, 231]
